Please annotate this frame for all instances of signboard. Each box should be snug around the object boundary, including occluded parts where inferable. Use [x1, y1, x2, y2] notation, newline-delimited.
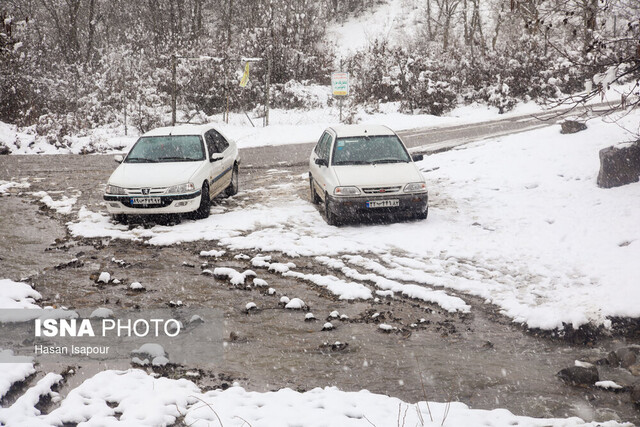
[331, 72, 349, 96]
[239, 62, 250, 87]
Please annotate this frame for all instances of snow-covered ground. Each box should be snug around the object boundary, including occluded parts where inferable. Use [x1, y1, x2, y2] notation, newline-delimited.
[0, 366, 631, 426]
[62, 108, 640, 332]
[0, 91, 625, 155]
[2, 97, 639, 426]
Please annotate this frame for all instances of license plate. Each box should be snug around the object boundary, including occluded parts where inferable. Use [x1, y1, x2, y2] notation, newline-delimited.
[366, 199, 399, 208]
[130, 197, 161, 205]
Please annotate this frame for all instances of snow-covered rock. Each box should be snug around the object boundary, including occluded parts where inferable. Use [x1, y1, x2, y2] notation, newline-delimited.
[285, 298, 306, 310]
[89, 308, 113, 319]
[96, 272, 110, 283]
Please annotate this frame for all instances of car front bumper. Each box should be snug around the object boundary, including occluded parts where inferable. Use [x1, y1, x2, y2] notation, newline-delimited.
[326, 192, 428, 218]
[103, 190, 202, 215]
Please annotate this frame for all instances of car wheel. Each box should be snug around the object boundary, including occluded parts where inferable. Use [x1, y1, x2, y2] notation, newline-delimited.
[194, 183, 210, 219]
[225, 164, 239, 197]
[324, 193, 340, 226]
[112, 214, 128, 224]
[416, 205, 428, 220]
[309, 176, 320, 205]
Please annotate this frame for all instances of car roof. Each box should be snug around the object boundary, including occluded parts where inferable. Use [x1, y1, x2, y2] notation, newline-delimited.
[328, 124, 396, 138]
[142, 123, 217, 137]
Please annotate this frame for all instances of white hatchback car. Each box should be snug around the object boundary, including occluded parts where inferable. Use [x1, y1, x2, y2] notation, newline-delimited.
[104, 124, 239, 221]
[309, 124, 428, 225]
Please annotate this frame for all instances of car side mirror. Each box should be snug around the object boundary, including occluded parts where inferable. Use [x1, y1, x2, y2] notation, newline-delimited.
[210, 153, 224, 162]
[411, 154, 424, 162]
[315, 158, 327, 167]
[114, 154, 123, 163]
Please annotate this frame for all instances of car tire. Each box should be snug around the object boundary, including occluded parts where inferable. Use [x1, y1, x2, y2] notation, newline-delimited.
[194, 183, 211, 219]
[309, 176, 320, 205]
[416, 206, 428, 220]
[112, 214, 128, 224]
[324, 193, 340, 226]
[225, 164, 239, 197]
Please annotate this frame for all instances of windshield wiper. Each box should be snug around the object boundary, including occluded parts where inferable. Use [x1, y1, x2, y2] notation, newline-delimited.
[125, 157, 158, 163]
[335, 160, 370, 165]
[157, 156, 193, 162]
[369, 158, 407, 165]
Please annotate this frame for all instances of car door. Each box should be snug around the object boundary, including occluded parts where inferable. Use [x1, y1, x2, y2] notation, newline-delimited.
[310, 131, 334, 200]
[204, 130, 227, 196]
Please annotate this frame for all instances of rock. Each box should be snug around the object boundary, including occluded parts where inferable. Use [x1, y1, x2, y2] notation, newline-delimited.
[482, 341, 494, 350]
[629, 363, 640, 376]
[557, 365, 599, 387]
[379, 324, 394, 332]
[560, 120, 587, 134]
[631, 383, 640, 407]
[319, 341, 349, 352]
[96, 272, 111, 284]
[615, 346, 640, 368]
[0, 144, 9, 155]
[322, 322, 334, 331]
[597, 141, 640, 188]
[129, 282, 145, 291]
[593, 408, 622, 423]
[285, 298, 306, 310]
[607, 351, 619, 366]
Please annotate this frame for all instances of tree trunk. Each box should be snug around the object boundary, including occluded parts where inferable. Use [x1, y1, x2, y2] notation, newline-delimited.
[85, 0, 97, 63]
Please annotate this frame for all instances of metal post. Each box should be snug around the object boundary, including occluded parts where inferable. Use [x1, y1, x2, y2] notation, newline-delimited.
[265, 52, 271, 126]
[339, 59, 344, 122]
[171, 54, 177, 126]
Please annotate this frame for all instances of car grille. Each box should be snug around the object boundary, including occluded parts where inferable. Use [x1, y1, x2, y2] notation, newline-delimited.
[124, 187, 168, 196]
[362, 186, 401, 194]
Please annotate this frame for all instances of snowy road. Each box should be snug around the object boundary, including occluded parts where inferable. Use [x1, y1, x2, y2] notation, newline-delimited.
[240, 103, 618, 168]
[1, 110, 639, 424]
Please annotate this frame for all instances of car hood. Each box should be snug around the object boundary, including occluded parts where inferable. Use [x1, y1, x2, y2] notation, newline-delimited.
[108, 161, 203, 188]
[333, 163, 424, 187]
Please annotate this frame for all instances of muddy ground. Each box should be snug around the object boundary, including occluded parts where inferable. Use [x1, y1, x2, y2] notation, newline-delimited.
[0, 154, 639, 424]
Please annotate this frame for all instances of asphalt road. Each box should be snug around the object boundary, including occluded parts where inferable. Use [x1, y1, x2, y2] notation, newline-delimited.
[240, 102, 618, 169]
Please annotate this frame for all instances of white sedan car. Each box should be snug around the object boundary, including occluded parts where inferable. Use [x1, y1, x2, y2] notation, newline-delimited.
[309, 124, 428, 225]
[104, 124, 239, 221]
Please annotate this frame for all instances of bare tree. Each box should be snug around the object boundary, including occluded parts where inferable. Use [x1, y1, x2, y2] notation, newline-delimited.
[435, 0, 461, 50]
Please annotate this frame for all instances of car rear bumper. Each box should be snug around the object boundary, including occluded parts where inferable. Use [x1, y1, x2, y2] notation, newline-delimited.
[103, 191, 202, 215]
[326, 192, 428, 218]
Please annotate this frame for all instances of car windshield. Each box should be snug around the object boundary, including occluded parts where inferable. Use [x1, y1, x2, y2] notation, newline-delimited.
[331, 135, 411, 166]
[125, 135, 205, 163]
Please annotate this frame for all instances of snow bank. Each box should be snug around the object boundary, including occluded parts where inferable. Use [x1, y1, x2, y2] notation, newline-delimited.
[31, 191, 77, 215]
[0, 368, 629, 426]
[0, 279, 42, 309]
[0, 350, 36, 400]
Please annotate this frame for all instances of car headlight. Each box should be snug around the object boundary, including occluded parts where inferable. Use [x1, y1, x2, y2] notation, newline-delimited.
[404, 182, 427, 193]
[334, 186, 361, 196]
[166, 182, 196, 194]
[105, 184, 126, 195]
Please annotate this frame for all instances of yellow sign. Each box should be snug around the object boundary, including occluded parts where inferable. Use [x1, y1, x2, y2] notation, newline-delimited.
[239, 62, 250, 87]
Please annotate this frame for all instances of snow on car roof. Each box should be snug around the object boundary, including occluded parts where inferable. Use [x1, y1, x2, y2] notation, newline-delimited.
[329, 124, 396, 138]
[142, 123, 216, 137]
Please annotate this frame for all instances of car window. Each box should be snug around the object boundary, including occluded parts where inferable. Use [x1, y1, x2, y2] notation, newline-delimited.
[204, 132, 217, 158]
[319, 133, 332, 162]
[125, 135, 205, 163]
[332, 135, 410, 165]
[314, 132, 328, 156]
[206, 129, 229, 154]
